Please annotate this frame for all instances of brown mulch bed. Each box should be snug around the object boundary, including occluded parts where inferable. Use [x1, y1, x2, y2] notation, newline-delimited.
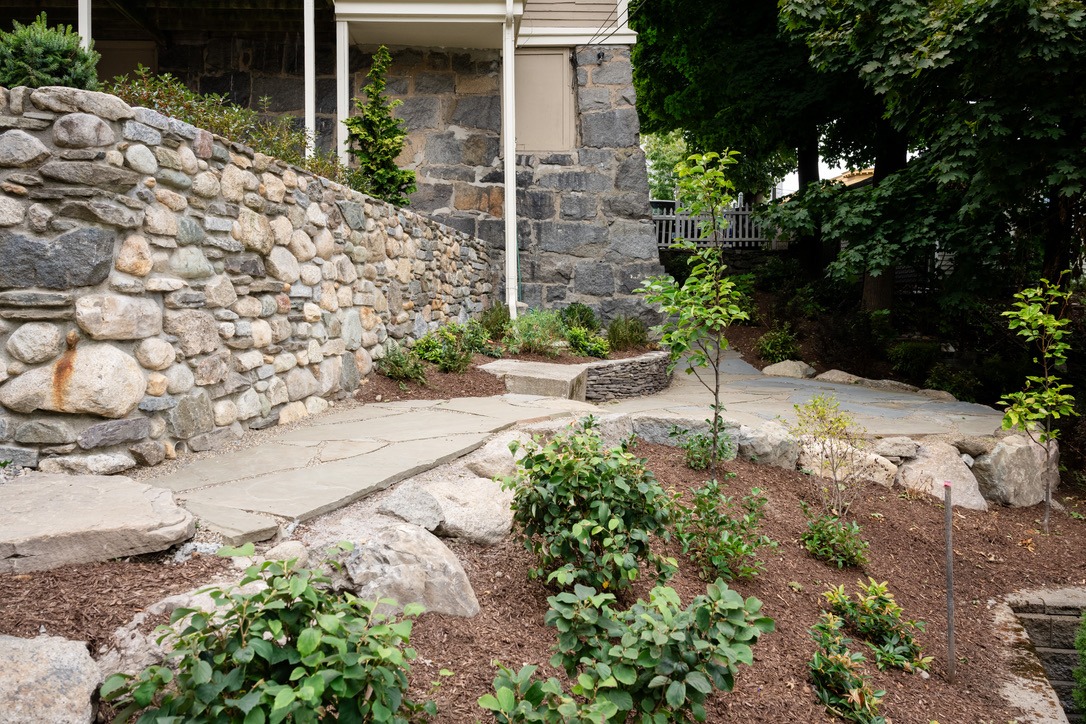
[1, 444, 1084, 722]
[409, 443, 1086, 724]
[0, 553, 232, 652]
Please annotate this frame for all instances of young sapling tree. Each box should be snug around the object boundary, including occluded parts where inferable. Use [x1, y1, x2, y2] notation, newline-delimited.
[638, 151, 748, 474]
[999, 273, 1077, 533]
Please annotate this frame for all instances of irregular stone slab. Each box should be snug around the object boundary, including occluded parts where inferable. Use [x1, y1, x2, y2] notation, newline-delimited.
[163, 309, 220, 356]
[182, 500, 278, 545]
[333, 520, 479, 617]
[378, 483, 444, 531]
[30, 86, 134, 121]
[896, 442, 988, 510]
[75, 294, 162, 340]
[0, 228, 114, 290]
[0, 195, 23, 226]
[53, 112, 115, 148]
[630, 411, 712, 445]
[0, 634, 101, 724]
[0, 474, 194, 573]
[39, 161, 140, 192]
[181, 433, 489, 521]
[862, 378, 920, 393]
[424, 476, 515, 546]
[736, 421, 800, 469]
[953, 435, 999, 458]
[0, 343, 146, 418]
[973, 436, 1058, 507]
[480, 359, 588, 401]
[763, 360, 816, 379]
[167, 390, 214, 439]
[77, 418, 151, 449]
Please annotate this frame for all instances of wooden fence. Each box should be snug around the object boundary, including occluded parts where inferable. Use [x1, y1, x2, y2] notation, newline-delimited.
[650, 200, 782, 250]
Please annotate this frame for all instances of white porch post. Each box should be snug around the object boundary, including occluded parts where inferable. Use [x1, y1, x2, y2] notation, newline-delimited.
[78, 0, 92, 51]
[336, 20, 351, 165]
[303, 0, 317, 157]
[502, 0, 519, 318]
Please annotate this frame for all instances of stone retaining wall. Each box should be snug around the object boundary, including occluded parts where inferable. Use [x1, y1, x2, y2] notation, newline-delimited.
[585, 351, 670, 401]
[1009, 588, 1086, 720]
[0, 84, 494, 474]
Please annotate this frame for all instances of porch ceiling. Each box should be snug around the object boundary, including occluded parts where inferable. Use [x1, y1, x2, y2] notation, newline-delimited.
[336, 0, 523, 50]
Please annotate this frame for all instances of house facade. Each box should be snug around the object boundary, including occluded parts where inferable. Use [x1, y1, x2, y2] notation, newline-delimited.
[3, 0, 661, 321]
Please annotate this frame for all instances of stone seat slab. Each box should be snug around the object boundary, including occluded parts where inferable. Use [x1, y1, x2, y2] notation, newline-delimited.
[480, 360, 588, 401]
[0, 473, 194, 573]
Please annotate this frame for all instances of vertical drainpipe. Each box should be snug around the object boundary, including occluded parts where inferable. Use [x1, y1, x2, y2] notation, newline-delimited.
[78, 0, 92, 51]
[502, 0, 519, 319]
[303, 0, 317, 158]
[336, 20, 351, 166]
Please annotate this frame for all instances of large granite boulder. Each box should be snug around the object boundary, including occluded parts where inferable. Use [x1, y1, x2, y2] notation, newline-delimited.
[896, 442, 988, 510]
[798, 439, 897, 488]
[0, 635, 100, 724]
[0, 474, 194, 573]
[332, 520, 479, 617]
[737, 421, 800, 469]
[973, 435, 1059, 507]
[423, 476, 515, 546]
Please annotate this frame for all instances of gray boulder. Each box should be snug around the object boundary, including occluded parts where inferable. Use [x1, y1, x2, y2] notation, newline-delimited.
[762, 360, 816, 379]
[333, 520, 479, 617]
[896, 442, 988, 510]
[0, 634, 100, 724]
[423, 476, 515, 546]
[378, 483, 445, 531]
[973, 435, 1058, 507]
[736, 421, 800, 469]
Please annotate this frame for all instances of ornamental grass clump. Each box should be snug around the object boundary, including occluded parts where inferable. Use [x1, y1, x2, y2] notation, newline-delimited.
[503, 416, 674, 592]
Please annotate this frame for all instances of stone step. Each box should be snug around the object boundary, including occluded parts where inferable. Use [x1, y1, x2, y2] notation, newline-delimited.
[479, 359, 588, 401]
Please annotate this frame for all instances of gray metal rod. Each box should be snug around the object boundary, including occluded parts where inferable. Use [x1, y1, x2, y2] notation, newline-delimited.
[945, 480, 956, 684]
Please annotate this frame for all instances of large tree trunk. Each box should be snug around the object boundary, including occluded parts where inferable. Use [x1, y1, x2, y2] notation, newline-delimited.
[862, 119, 909, 311]
[795, 127, 824, 271]
[1041, 195, 1078, 285]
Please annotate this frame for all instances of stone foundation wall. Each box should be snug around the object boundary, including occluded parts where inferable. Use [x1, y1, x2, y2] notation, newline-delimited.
[0, 84, 494, 473]
[380, 45, 663, 323]
[1009, 588, 1086, 720]
[585, 351, 670, 401]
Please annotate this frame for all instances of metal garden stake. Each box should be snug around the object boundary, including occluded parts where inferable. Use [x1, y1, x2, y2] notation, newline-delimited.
[945, 480, 956, 684]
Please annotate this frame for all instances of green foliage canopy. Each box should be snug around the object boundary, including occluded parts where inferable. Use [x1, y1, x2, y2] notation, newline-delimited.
[0, 13, 99, 90]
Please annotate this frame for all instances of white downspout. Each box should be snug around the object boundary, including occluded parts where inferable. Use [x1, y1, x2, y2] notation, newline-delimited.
[502, 0, 519, 319]
[78, 0, 92, 51]
[336, 20, 351, 166]
[303, 0, 317, 157]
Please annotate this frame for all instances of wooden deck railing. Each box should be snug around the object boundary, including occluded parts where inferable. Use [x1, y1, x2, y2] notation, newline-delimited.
[650, 200, 782, 250]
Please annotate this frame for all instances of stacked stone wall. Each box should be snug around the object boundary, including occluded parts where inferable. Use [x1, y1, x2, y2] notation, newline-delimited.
[0, 84, 494, 474]
[585, 351, 670, 401]
[381, 45, 663, 323]
[1010, 589, 1086, 720]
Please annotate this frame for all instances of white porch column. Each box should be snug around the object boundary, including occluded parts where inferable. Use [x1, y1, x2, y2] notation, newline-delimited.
[78, 0, 92, 51]
[336, 20, 351, 165]
[303, 0, 317, 157]
[502, 0, 519, 318]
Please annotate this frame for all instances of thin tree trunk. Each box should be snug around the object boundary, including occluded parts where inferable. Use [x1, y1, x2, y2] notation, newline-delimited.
[862, 119, 909, 311]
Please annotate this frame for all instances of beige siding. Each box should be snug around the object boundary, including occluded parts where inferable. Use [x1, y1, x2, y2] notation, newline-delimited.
[523, 0, 617, 28]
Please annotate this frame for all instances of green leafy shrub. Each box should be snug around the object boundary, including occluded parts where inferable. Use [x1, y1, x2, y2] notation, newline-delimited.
[784, 283, 827, 320]
[0, 13, 99, 90]
[502, 310, 566, 357]
[887, 340, 942, 381]
[564, 326, 610, 358]
[105, 67, 347, 185]
[673, 477, 777, 581]
[480, 581, 774, 722]
[377, 341, 427, 385]
[808, 613, 886, 724]
[789, 394, 872, 517]
[606, 315, 649, 351]
[343, 45, 416, 206]
[800, 504, 870, 568]
[923, 362, 979, 402]
[101, 544, 435, 723]
[825, 579, 931, 673]
[559, 302, 600, 333]
[503, 417, 674, 592]
[412, 321, 489, 373]
[756, 324, 800, 363]
[480, 305, 511, 345]
[668, 420, 737, 470]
